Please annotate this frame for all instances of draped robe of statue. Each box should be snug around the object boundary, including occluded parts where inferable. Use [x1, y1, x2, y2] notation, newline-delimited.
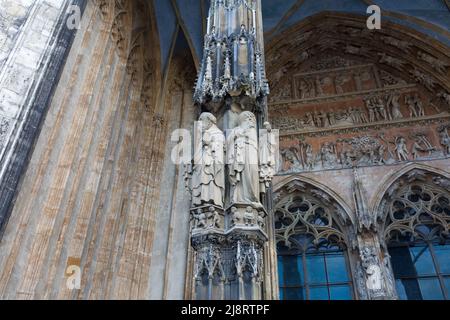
[259, 122, 277, 191]
[192, 113, 225, 207]
[228, 111, 260, 206]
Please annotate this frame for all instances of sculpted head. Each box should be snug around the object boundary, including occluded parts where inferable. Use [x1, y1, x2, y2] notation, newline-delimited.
[238, 111, 256, 128]
[199, 112, 217, 130]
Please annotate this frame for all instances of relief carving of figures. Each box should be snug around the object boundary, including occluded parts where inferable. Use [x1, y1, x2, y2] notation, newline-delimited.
[281, 148, 301, 171]
[437, 91, 450, 107]
[364, 97, 377, 123]
[379, 70, 407, 87]
[380, 36, 412, 52]
[378, 53, 405, 69]
[315, 76, 325, 96]
[386, 93, 403, 120]
[334, 74, 352, 94]
[339, 136, 385, 167]
[319, 142, 338, 168]
[438, 125, 450, 155]
[417, 51, 449, 74]
[228, 111, 261, 206]
[405, 94, 425, 118]
[328, 108, 337, 126]
[270, 82, 291, 102]
[393, 136, 409, 161]
[298, 79, 314, 99]
[279, 128, 444, 174]
[300, 140, 315, 170]
[191, 113, 225, 207]
[410, 68, 436, 91]
[410, 133, 436, 159]
[375, 97, 389, 121]
[192, 206, 221, 230]
[349, 106, 368, 124]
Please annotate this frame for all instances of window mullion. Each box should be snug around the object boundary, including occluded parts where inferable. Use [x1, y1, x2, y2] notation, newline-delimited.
[303, 252, 309, 300]
[428, 242, 448, 300]
[323, 253, 331, 300]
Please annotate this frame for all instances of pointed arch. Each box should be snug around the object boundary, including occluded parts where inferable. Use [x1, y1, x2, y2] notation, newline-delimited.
[371, 162, 450, 225]
[273, 175, 355, 227]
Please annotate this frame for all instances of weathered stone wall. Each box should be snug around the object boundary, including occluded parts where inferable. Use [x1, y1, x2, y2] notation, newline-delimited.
[0, 0, 194, 300]
[0, 0, 79, 231]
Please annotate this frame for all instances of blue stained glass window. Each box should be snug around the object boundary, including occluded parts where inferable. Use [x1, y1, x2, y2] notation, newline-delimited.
[389, 242, 450, 300]
[329, 285, 352, 300]
[278, 245, 353, 300]
[444, 277, 450, 297]
[409, 246, 436, 276]
[309, 286, 328, 300]
[326, 254, 349, 283]
[279, 255, 304, 286]
[284, 288, 305, 300]
[418, 278, 444, 300]
[434, 245, 450, 274]
[306, 255, 326, 284]
[277, 256, 284, 285]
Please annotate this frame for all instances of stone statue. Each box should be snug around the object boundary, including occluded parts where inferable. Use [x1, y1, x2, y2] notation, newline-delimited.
[228, 111, 261, 206]
[318, 111, 329, 127]
[413, 93, 425, 117]
[313, 111, 322, 127]
[305, 112, 314, 127]
[315, 76, 324, 96]
[405, 95, 418, 118]
[328, 109, 336, 126]
[366, 264, 383, 291]
[394, 136, 409, 161]
[360, 246, 385, 297]
[259, 122, 277, 190]
[206, 206, 220, 228]
[439, 128, 450, 155]
[298, 80, 312, 99]
[304, 143, 315, 170]
[387, 93, 403, 120]
[193, 208, 207, 229]
[320, 142, 338, 167]
[365, 98, 376, 123]
[359, 108, 369, 123]
[411, 134, 435, 159]
[376, 97, 389, 120]
[192, 113, 225, 207]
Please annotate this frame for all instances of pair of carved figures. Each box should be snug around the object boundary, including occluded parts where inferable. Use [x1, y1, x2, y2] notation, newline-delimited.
[189, 112, 276, 208]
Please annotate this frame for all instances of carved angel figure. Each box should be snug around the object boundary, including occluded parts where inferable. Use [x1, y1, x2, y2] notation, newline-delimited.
[192, 113, 225, 207]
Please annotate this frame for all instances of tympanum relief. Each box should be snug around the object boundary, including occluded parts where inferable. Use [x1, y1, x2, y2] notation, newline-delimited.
[267, 57, 449, 174]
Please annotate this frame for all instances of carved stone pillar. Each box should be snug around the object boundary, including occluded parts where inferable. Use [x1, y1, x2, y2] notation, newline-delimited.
[188, 0, 274, 300]
[352, 168, 398, 300]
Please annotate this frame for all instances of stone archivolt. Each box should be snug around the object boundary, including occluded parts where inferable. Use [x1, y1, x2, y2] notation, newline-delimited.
[265, 14, 450, 175]
[267, 12, 450, 301]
